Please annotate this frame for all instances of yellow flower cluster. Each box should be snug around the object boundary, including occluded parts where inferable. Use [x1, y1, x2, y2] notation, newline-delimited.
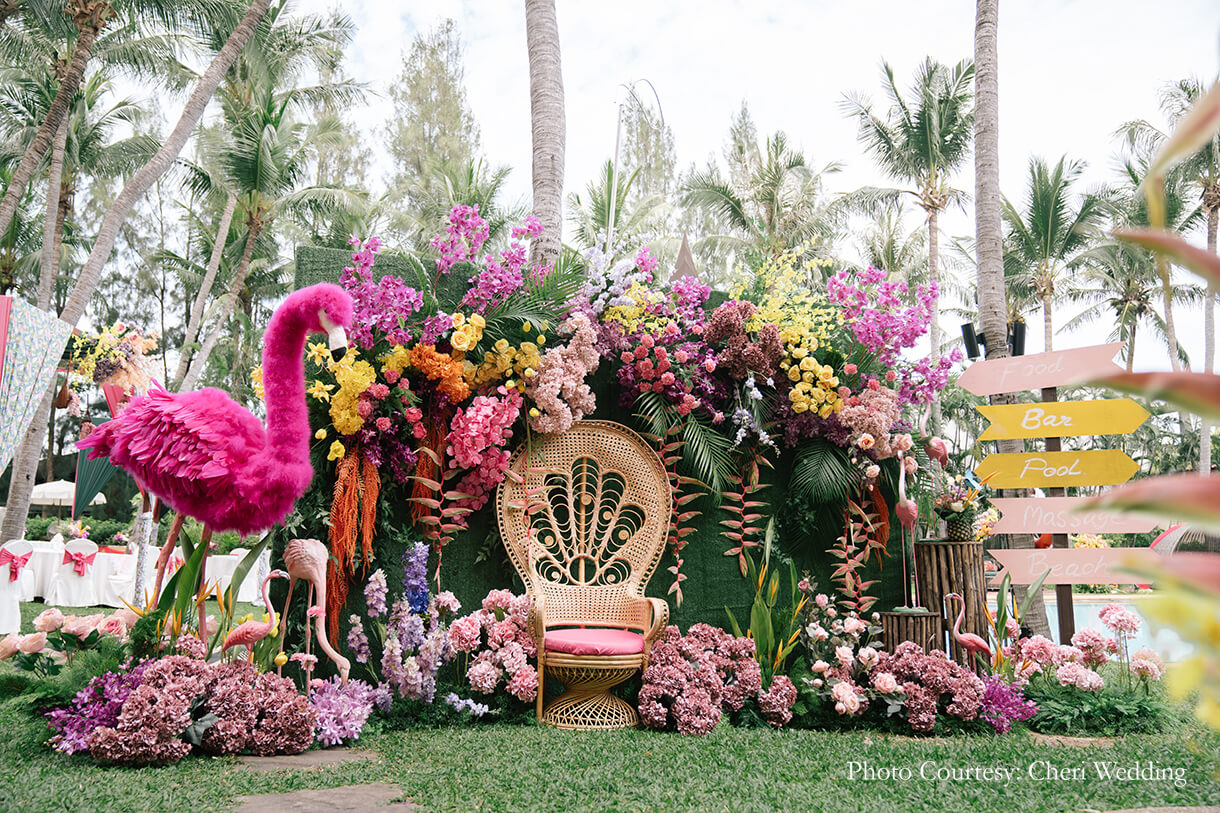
[601, 282, 674, 335]
[380, 345, 411, 376]
[448, 312, 486, 355]
[781, 353, 843, 418]
[747, 244, 842, 354]
[1071, 533, 1108, 549]
[467, 337, 543, 389]
[250, 366, 264, 401]
[328, 350, 377, 435]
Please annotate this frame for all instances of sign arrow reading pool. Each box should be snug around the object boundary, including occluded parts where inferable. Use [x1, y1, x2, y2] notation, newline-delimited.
[976, 398, 1149, 440]
[974, 450, 1140, 489]
[957, 342, 1125, 397]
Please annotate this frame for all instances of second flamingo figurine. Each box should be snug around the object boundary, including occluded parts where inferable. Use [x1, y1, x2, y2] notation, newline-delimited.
[222, 569, 289, 659]
[945, 591, 993, 670]
[278, 538, 350, 683]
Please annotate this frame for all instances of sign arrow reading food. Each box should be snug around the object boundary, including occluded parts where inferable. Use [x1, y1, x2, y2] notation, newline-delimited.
[976, 398, 1149, 441]
[973, 449, 1139, 489]
[989, 496, 1158, 535]
[957, 342, 1124, 397]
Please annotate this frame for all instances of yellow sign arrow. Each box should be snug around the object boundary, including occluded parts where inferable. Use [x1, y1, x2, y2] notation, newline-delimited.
[976, 398, 1149, 441]
[974, 450, 1139, 489]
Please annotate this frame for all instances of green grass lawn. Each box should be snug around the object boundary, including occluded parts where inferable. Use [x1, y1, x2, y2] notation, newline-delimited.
[2, 600, 1218, 812]
[0, 703, 1216, 812]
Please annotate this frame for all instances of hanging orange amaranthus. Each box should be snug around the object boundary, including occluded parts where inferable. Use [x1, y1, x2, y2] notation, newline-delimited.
[327, 446, 380, 642]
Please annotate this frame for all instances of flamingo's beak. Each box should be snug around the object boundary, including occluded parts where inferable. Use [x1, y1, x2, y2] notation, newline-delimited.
[318, 309, 348, 362]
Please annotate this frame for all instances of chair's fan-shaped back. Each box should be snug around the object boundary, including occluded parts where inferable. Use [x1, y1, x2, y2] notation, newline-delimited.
[496, 422, 671, 626]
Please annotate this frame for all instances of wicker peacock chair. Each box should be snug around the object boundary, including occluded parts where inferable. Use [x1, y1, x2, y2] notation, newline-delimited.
[495, 420, 671, 730]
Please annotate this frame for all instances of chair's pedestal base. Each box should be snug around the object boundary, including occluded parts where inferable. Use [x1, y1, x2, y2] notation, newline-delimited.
[542, 656, 641, 731]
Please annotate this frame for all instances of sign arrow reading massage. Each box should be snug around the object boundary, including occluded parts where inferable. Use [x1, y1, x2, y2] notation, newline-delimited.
[976, 398, 1149, 441]
[974, 449, 1140, 489]
[958, 342, 1125, 397]
[989, 496, 1158, 535]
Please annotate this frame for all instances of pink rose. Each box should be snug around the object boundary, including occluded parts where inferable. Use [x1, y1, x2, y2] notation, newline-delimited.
[703, 358, 716, 373]
[0, 633, 19, 660]
[815, 594, 829, 608]
[844, 363, 858, 374]
[864, 464, 881, 480]
[903, 456, 919, 474]
[830, 681, 861, 714]
[797, 578, 810, 592]
[835, 646, 854, 667]
[61, 613, 104, 639]
[112, 608, 139, 629]
[18, 632, 47, 654]
[33, 608, 65, 632]
[811, 660, 830, 674]
[873, 672, 900, 694]
[98, 616, 129, 639]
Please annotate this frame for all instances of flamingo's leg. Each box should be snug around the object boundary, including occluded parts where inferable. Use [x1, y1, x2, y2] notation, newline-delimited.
[276, 576, 296, 676]
[151, 512, 185, 601]
[305, 583, 314, 661]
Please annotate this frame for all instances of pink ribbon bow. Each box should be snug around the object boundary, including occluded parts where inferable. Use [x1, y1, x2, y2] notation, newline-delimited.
[63, 550, 96, 577]
[0, 550, 30, 582]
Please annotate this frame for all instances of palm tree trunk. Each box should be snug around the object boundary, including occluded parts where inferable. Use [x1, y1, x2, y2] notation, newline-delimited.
[524, 0, 565, 267]
[1042, 289, 1054, 353]
[180, 226, 258, 392]
[974, 0, 1050, 639]
[1202, 199, 1218, 473]
[0, 0, 274, 548]
[1127, 322, 1138, 373]
[173, 192, 237, 389]
[0, 0, 20, 27]
[38, 117, 69, 310]
[1158, 256, 1182, 372]
[926, 205, 942, 433]
[0, 4, 108, 240]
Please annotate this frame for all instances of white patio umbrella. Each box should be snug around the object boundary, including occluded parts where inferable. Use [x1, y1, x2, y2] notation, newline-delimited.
[28, 480, 106, 508]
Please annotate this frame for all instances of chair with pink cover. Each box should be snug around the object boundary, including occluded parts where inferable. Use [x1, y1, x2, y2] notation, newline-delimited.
[495, 421, 671, 730]
[0, 539, 34, 633]
[46, 538, 99, 607]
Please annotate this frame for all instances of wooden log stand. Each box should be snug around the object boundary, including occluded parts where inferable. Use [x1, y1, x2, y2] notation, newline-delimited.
[879, 609, 942, 654]
[914, 538, 988, 668]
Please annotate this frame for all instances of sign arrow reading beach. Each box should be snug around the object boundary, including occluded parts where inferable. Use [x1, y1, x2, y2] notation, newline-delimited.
[989, 496, 1159, 535]
[958, 342, 1125, 397]
[976, 398, 1149, 440]
[974, 450, 1139, 489]
[988, 548, 1162, 586]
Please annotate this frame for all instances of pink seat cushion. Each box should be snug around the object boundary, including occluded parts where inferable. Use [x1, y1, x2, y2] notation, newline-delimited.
[545, 628, 645, 656]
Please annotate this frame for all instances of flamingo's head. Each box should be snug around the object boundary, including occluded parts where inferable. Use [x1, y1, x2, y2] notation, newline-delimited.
[270, 569, 289, 580]
[285, 283, 353, 362]
[945, 592, 962, 601]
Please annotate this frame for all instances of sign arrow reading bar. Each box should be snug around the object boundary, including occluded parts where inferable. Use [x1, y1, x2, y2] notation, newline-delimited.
[989, 496, 1159, 534]
[974, 449, 1139, 489]
[958, 342, 1124, 397]
[976, 398, 1149, 441]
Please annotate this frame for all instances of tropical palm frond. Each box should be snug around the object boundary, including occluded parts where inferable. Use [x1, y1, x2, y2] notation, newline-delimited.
[789, 437, 858, 504]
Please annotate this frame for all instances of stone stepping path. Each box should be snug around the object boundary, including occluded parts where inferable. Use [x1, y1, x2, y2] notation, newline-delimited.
[234, 783, 413, 812]
[237, 747, 379, 771]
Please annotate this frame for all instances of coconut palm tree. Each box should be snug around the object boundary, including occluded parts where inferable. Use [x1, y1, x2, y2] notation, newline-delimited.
[398, 157, 524, 253]
[859, 201, 927, 284]
[842, 58, 975, 360]
[1118, 77, 1219, 470]
[178, 2, 362, 390]
[682, 130, 841, 266]
[567, 160, 665, 252]
[1001, 156, 1104, 352]
[524, 0, 564, 267]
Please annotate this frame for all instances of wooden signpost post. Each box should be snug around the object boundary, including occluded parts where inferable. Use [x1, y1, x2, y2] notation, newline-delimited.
[964, 343, 1149, 642]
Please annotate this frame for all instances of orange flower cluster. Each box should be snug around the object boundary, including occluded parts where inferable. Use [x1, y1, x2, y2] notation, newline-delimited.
[408, 344, 471, 403]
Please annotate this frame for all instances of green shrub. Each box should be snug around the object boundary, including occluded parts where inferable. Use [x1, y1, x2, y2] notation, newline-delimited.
[1024, 682, 1170, 736]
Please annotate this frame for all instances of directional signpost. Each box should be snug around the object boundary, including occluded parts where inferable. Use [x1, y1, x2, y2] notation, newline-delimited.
[965, 342, 1150, 641]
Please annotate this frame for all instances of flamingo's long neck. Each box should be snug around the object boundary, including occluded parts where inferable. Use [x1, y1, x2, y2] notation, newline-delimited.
[261, 574, 278, 630]
[261, 306, 311, 462]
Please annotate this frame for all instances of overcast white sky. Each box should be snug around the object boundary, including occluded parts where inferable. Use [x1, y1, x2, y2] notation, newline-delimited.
[295, 0, 1220, 370]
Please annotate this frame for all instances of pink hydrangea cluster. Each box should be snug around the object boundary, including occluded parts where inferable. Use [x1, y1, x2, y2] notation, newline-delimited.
[1070, 627, 1118, 669]
[869, 642, 986, 733]
[449, 590, 538, 703]
[341, 236, 424, 348]
[1099, 603, 1142, 636]
[1055, 661, 1105, 692]
[431, 204, 489, 275]
[836, 383, 902, 459]
[525, 313, 600, 433]
[82, 657, 316, 765]
[639, 624, 792, 735]
[446, 386, 522, 516]
[1130, 648, 1165, 682]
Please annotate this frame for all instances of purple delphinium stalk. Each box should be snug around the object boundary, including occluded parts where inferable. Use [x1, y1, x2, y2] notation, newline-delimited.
[364, 569, 388, 618]
[347, 614, 371, 664]
[444, 691, 490, 718]
[980, 675, 1037, 734]
[401, 542, 430, 613]
[46, 660, 152, 754]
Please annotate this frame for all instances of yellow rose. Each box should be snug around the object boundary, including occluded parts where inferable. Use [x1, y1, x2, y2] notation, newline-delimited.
[523, 367, 536, 378]
[529, 407, 540, 418]
[802, 371, 815, 383]
[819, 404, 833, 418]
[799, 356, 816, 372]
[314, 428, 327, 440]
[470, 313, 486, 329]
[791, 345, 808, 360]
[494, 338, 510, 354]
[791, 401, 809, 414]
[450, 329, 471, 352]
[451, 313, 465, 329]
[522, 321, 532, 333]
[787, 366, 802, 382]
[536, 335, 546, 345]
[274, 652, 288, 667]
[327, 440, 345, 461]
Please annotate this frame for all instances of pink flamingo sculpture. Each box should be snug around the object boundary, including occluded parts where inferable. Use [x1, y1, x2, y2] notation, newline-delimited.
[896, 452, 919, 608]
[277, 538, 350, 683]
[78, 284, 353, 604]
[945, 591, 993, 670]
[221, 569, 289, 659]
